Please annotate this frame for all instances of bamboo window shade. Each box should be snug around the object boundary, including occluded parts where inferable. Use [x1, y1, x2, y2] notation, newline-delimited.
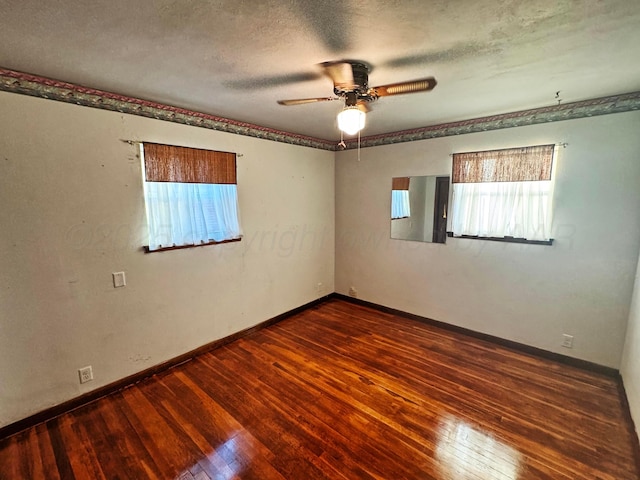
[392, 177, 411, 190]
[452, 144, 554, 184]
[143, 143, 236, 184]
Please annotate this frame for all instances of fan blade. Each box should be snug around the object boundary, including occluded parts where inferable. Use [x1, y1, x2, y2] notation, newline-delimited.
[295, 3, 351, 53]
[226, 72, 322, 90]
[356, 100, 371, 113]
[370, 77, 437, 97]
[277, 97, 339, 106]
[383, 43, 500, 69]
[321, 61, 355, 90]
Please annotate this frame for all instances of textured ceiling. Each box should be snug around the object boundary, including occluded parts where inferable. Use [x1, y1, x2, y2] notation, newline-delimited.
[1, 0, 639, 141]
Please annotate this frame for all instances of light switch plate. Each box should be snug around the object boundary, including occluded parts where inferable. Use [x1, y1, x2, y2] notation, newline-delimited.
[112, 271, 126, 288]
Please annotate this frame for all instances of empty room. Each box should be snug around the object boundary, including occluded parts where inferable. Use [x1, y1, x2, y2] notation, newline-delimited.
[1, 0, 640, 478]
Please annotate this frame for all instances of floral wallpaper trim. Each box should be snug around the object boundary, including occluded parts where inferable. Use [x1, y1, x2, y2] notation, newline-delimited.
[345, 91, 640, 149]
[0, 68, 336, 151]
[2, 68, 639, 151]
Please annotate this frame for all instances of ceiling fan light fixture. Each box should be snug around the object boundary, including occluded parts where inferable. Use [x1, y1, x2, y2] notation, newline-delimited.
[337, 106, 366, 135]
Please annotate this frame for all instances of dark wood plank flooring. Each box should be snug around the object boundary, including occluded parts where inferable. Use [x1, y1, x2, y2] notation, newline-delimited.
[0, 299, 638, 479]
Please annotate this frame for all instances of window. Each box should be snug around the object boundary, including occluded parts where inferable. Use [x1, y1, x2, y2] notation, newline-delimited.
[391, 177, 411, 219]
[141, 143, 242, 252]
[450, 144, 555, 242]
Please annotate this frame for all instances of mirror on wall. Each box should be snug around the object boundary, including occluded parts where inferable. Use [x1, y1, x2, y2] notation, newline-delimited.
[391, 175, 450, 244]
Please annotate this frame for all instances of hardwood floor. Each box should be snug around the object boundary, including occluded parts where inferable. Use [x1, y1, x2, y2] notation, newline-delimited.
[0, 298, 638, 479]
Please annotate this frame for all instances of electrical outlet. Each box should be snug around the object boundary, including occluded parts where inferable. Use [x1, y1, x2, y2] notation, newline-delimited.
[348, 286, 357, 298]
[78, 366, 93, 384]
[316, 282, 324, 294]
[561, 334, 574, 348]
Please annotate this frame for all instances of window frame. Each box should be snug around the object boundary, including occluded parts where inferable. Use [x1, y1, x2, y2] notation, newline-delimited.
[448, 144, 557, 245]
[140, 142, 242, 253]
[391, 177, 411, 220]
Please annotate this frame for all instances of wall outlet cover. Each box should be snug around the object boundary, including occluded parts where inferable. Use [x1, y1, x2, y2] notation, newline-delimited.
[561, 334, 574, 348]
[78, 366, 93, 384]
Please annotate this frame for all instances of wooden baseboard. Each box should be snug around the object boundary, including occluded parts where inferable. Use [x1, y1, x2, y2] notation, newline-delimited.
[331, 293, 619, 378]
[2, 291, 633, 451]
[0, 295, 331, 441]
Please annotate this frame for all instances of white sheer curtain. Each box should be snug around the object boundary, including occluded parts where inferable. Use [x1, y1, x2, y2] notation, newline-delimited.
[391, 190, 411, 219]
[451, 180, 552, 241]
[144, 182, 242, 251]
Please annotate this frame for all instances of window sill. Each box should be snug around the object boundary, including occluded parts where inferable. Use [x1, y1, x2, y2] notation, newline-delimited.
[446, 232, 553, 246]
[143, 237, 242, 253]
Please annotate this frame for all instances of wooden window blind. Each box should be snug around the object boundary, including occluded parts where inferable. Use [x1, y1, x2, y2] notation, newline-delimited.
[143, 143, 236, 184]
[452, 144, 554, 184]
[392, 177, 410, 190]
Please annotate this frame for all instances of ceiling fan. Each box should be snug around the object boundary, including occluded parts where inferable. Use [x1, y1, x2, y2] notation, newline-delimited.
[277, 60, 437, 136]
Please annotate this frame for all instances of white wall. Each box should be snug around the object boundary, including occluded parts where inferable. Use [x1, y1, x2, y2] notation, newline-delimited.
[336, 111, 640, 368]
[2, 89, 639, 429]
[621, 248, 640, 434]
[0, 92, 335, 428]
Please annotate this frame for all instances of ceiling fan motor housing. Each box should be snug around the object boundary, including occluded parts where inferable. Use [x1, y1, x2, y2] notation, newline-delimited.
[334, 62, 370, 97]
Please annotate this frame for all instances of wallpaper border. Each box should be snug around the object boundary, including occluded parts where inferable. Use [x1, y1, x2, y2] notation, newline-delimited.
[348, 91, 640, 149]
[2, 68, 639, 151]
